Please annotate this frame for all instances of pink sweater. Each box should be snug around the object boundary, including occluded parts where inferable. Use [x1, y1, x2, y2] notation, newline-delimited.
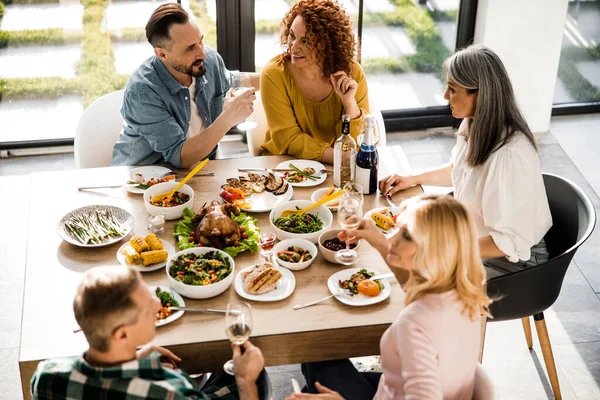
[374, 291, 480, 400]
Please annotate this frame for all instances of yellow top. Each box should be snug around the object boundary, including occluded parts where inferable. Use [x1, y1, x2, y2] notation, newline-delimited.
[260, 54, 370, 160]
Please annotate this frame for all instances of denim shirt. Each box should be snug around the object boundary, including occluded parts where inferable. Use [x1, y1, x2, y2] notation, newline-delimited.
[111, 48, 233, 168]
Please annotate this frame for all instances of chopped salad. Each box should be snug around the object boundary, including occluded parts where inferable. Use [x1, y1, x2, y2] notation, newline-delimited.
[155, 287, 179, 321]
[274, 212, 323, 234]
[169, 250, 232, 286]
[338, 269, 384, 296]
[150, 191, 190, 207]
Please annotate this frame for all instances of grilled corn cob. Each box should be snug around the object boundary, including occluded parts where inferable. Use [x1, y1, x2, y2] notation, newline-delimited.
[130, 236, 150, 253]
[371, 212, 394, 231]
[145, 233, 163, 250]
[123, 245, 141, 264]
[140, 250, 168, 266]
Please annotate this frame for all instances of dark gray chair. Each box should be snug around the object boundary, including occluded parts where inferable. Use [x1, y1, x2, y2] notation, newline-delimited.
[481, 173, 596, 400]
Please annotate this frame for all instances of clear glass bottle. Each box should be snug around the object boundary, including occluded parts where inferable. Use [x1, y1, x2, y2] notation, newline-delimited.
[355, 114, 379, 194]
[333, 114, 357, 188]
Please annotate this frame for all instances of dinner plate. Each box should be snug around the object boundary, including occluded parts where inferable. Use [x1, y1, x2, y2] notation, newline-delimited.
[363, 207, 402, 232]
[234, 264, 296, 302]
[275, 160, 327, 187]
[116, 239, 176, 272]
[223, 172, 294, 213]
[149, 286, 185, 327]
[126, 166, 173, 194]
[327, 268, 391, 307]
[310, 187, 342, 211]
[58, 205, 134, 247]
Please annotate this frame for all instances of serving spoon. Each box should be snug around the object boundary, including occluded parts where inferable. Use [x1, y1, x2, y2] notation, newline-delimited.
[279, 190, 344, 218]
[151, 158, 209, 203]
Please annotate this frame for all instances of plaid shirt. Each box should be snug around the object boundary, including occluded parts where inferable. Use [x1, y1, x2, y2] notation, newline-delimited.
[30, 352, 238, 400]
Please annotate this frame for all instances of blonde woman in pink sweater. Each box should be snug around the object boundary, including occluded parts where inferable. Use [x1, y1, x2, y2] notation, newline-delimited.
[287, 194, 492, 400]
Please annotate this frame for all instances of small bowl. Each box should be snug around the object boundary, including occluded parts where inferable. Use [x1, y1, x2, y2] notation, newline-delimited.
[144, 182, 194, 221]
[310, 187, 341, 211]
[269, 200, 333, 243]
[166, 247, 235, 299]
[318, 229, 362, 264]
[272, 239, 318, 271]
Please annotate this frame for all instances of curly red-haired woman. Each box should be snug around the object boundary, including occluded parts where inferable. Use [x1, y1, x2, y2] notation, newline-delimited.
[260, 0, 370, 162]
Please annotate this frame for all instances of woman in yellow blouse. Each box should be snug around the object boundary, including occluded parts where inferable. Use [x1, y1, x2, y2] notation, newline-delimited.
[260, 0, 369, 163]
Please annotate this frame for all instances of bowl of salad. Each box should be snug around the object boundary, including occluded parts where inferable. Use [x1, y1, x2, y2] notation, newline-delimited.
[269, 200, 332, 243]
[144, 182, 194, 220]
[272, 238, 318, 271]
[166, 247, 235, 299]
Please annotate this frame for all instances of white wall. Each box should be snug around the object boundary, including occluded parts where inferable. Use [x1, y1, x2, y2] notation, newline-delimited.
[474, 0, 569, 133]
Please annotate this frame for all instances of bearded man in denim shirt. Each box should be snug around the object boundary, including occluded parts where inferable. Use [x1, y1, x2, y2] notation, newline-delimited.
[111, 3, 258, 168]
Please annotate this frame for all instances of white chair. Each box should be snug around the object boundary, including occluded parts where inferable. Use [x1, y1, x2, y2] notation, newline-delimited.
[246, 93, 387, 156]
[74, 90, 125, 168]
[472, 363, 498, 400]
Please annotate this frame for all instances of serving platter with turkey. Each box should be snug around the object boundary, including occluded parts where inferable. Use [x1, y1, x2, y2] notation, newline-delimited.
[220, 172, 293, 213]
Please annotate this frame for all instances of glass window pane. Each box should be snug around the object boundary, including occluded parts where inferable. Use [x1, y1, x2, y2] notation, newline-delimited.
[0, 0, 216, 144]
[553, 0, 600, 104]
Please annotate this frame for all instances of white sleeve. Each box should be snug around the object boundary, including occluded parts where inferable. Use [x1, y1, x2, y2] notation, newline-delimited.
[481, 147, 539, 262]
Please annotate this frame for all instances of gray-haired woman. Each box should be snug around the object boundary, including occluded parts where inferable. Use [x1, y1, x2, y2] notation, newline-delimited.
[379, 45, 552, 279]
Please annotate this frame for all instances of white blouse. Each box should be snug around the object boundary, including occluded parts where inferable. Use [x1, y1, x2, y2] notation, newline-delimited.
[451, 120, 552, 262]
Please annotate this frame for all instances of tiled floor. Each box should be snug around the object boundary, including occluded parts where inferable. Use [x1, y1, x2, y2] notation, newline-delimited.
[1, 115, 600, 399]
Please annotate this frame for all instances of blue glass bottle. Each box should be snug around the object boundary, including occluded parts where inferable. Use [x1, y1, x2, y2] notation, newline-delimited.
[355, 114, 379, 194]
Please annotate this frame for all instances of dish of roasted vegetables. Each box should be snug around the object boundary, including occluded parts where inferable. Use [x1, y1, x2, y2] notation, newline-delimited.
[168, 250, 233, 286]
[151, 286, 185, 327]
[117, 234, 176, 272]
[58, 205, 134, 248]
[276, 246, 313, 263]
[364, 207, 402, 232]
[275, 160, 327, 187]
[220, 173, 293, 212]
[126, 166, 174, 194]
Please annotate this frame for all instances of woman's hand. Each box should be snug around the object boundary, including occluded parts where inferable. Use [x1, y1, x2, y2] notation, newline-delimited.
[339, 218, 386, 249]
[330, 72, 359, 118]
[136, 345, 181, 368]
[286, 382, 344, 400]
[379, 174, 416, 196]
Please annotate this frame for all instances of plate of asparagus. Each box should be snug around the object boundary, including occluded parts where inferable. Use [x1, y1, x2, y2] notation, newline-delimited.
[58, 205, 134, 247]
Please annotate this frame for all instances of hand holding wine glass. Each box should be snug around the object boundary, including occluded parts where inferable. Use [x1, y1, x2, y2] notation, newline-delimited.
[224, 302, 253, 375]
[335, 182, 364, 265]
[230, 73, 258, 131]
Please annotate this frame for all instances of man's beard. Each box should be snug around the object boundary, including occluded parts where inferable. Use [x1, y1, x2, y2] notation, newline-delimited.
[172, 59, 207, 78]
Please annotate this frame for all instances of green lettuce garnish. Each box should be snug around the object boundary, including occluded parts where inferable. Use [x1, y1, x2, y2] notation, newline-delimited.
[173, 207, 260, 258]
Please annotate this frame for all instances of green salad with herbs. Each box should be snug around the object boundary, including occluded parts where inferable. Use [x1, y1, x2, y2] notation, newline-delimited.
[168, 251, 232, 286]
[273, 212, 323, 234]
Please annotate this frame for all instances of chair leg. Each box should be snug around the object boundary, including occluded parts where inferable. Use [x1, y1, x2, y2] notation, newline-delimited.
[479, 315, 487, 363]
[522, 316, 533, 349]
[534, 313, 561, 400]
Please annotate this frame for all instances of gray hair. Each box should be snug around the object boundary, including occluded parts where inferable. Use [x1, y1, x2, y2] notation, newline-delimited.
[443, 44, 536, 166]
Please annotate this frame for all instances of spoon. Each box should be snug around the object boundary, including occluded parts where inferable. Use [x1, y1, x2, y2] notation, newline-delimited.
[151, 158, 209, 203]
[279, 190, 343, 218]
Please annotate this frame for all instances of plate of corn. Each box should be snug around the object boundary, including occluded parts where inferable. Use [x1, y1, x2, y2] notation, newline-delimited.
[363, 207, 402, 233]
[117, 233, 176, 272]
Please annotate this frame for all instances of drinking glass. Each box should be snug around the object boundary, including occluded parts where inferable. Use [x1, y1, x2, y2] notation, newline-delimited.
[259, 232, 276, 262]
[223, 302, 253, 375]
[231, 73, 257, 131]
[335, 182, 364, 265]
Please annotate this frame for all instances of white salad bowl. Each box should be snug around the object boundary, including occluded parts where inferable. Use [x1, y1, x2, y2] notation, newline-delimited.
[269, 200, 333, 243]
[144, 182, 194, 221]
[272, 238, 318, 271]
[166, 247, 235, 299]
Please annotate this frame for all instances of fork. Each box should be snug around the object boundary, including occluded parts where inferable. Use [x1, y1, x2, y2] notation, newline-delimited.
[238, 168, 331, 175]
[385, 193, 397, 208]
[293, 289, 345, 310]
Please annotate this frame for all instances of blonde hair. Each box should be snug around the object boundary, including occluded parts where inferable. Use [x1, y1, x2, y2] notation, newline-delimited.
[400, 194, 492, 320]
[73, 266, 141, 352]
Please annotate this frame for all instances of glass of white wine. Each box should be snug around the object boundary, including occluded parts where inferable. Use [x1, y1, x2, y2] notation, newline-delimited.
[231, 73, 257, 131]
[223, 302, 253, 375]
[335, 182, 364, 265]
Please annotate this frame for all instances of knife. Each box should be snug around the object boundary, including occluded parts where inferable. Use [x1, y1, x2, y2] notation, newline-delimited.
[238, 168, 333, 173]
[78, 173, 215, 190]
[168, 306, 240, 315]
[369, 273, 395, 281]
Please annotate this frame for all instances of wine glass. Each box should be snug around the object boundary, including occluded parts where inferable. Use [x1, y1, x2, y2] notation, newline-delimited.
[231, 73, 257, 131]
[335, 182, 364, 265]
[259, 232, 276, 262]
[223, 302, 253, 375]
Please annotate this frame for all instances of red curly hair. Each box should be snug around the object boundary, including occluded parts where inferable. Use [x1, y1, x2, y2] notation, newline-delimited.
[280, 0, 356, 79]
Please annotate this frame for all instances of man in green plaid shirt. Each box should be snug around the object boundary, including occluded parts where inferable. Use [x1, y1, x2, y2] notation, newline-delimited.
[30, 267, 265, 400]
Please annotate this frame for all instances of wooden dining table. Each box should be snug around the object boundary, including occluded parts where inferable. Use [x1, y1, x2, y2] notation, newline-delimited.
[17, 146, 422, 399]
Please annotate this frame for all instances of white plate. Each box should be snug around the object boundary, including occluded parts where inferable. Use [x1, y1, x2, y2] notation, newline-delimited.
[327, 268, 391, 306]
[275, 160, 327, 187]
[58, 205, 134, 247]
[126, 166, 173, 194]
[234, 264, 296, 302]
[116, 239, 176, 272]
[363, 207, 402, 232]
[149, 286, 185, 327]
[224, 172, 294, 213]
[310, 187, 342, 211]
